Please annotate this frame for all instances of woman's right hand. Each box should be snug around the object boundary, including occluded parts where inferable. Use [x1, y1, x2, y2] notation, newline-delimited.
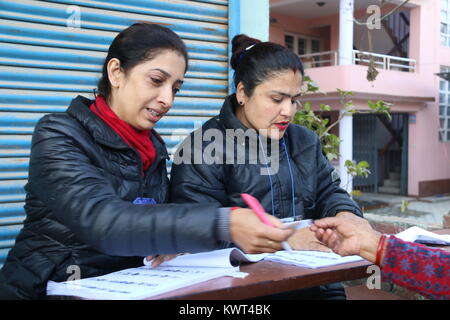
[287, 227, 332, 252]
[229, 208, 294, 253]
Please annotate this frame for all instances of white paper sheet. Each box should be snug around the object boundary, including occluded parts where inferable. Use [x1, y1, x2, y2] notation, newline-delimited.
[47, 245, 366, 299]
[151, 246, 363, 270]
[153, 248, 268, 268]
[395, 226, 450, 245]
[283, 219, 313, 230]
[264, 250, 364, 269]
[47, 265, 243, 300]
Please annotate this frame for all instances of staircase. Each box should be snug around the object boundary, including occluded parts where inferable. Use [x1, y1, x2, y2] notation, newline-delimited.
[379, 171, 401, 194]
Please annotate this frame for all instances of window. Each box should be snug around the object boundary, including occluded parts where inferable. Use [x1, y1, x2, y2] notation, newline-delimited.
[439, 66, 450, 142]
[284, 33, 321, 68]
[297, 38, 307, 55]
[442, 0, 450, 47]
[285, 35, 294, 51]
[284, 33, 320, 56]
[311, 39, 321, 54]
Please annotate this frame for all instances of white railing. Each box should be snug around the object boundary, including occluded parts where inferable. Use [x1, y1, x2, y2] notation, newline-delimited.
[352, 50, 416, 72]
[299, 51, 338, 68]
[298, 50, 416, 73]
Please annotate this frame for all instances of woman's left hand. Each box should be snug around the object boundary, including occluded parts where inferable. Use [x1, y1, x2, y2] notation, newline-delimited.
[145, 254, 186, 268]
[287, 227, 332, 252]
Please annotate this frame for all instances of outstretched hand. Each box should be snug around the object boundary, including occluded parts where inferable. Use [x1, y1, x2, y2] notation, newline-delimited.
[310, 212, 382, 263]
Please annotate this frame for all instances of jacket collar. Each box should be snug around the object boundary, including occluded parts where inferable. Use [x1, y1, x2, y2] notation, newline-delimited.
[66, 95, 168, 159]
[218, 94, 248, 131]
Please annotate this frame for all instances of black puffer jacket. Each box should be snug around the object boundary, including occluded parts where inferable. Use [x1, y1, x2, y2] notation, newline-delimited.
[0, 96, 223, 299]
[170, 94, 363, 220]
[169, 94, 363, 300]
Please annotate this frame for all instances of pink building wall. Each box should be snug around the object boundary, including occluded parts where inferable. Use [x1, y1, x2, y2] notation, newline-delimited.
[269, 0, 450, 196]
[270, 11, 339, 51]
[408, 1, 450, 196]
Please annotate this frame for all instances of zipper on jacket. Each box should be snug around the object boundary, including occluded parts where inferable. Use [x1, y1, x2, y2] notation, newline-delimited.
[139, 150, 167, 198]
[273, 173, 286, 218]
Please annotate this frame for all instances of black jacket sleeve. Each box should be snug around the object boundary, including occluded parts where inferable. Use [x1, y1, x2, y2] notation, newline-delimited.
[169, 131, 229, 206]
[313, 136, 363, 218]
[27, 116, 223, 256]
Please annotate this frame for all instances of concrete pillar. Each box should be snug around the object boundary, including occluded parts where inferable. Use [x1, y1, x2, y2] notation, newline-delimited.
[339, 0, 354, 66]
[338, 0, 354, 192]
[240, 0, 269, 41]
[228, 0, 269, 94]
[339, 111, 353, 192]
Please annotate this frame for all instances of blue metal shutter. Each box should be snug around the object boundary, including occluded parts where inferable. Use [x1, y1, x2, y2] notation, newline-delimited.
[0, 0, 229, 267]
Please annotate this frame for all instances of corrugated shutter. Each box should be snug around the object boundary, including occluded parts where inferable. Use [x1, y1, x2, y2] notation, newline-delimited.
[0, 0, 229, 267]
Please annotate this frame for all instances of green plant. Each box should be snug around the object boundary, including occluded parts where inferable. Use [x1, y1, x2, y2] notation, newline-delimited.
[400, 200, 410, 213]
[344, 160, 371, 193]
[292, 76, 392, 192]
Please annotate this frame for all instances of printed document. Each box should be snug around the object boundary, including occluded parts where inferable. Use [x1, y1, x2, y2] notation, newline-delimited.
[156, 247, 363, 269]
[151, 248, 268, 268]
[47, 246, 365, 300]
[264, 250, 363, 268]
[47, 265, 243, 300]
[395, 226, 450, 245]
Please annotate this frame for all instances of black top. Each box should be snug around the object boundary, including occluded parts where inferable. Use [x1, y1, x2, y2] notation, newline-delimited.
[170, 94, 363, 220]
[0, 95, 224, 299]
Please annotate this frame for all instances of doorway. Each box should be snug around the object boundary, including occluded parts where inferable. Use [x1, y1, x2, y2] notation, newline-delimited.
[353, 113, 408, 195]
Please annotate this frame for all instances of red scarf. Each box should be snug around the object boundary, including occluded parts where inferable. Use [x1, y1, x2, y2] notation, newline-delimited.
[89, 95, 156, 173]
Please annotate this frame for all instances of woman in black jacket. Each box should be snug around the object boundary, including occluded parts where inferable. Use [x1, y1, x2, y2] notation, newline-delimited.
[169, 34, 364, 299]
[0, 24, 292, 300]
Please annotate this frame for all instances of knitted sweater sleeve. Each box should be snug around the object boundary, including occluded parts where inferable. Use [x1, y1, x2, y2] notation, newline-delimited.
[381, 235, 450, 300]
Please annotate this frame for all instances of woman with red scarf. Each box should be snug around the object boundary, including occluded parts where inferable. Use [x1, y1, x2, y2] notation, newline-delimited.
[0, 23, 292, 299]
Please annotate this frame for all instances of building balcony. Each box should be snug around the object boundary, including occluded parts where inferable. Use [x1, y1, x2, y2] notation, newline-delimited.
[300, 50, 432, 102]
[300, 50, 416, 73]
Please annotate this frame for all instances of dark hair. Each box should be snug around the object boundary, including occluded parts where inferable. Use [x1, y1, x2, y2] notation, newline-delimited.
[230, 34, 304, 97]
[97, 23, 189, 99]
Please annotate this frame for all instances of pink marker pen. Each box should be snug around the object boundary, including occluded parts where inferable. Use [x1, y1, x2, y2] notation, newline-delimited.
[240, 193, 293, 253]
[240, 193, 273, 226]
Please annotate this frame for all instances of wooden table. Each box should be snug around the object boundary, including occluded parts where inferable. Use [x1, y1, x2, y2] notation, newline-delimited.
[53, 229, 449, 300]
[150, 228, 450, 300]
[150, 259, 371, 300]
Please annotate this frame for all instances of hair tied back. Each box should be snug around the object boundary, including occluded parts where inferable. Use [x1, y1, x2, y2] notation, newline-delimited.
[238, 42, 257, 65]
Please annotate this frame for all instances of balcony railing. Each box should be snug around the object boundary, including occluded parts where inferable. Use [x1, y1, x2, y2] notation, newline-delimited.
[352, 50, 416, 72]
[299, 51, 338, 68]
[298, 50, 417, 73]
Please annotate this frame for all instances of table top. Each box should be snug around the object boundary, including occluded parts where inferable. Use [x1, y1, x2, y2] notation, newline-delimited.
[52, 229, 449, 300]
[150, 228, 450, 300]
[150, 258, 371, 300]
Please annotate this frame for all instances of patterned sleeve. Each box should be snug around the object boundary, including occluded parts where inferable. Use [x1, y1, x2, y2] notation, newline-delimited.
[380, 235, 450, 300]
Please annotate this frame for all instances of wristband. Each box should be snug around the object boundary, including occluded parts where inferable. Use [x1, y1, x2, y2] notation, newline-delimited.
[375, 234, 387, 266]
